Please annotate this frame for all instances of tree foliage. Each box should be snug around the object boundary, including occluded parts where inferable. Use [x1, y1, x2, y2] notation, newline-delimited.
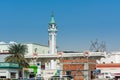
[5, 43, 29, 67]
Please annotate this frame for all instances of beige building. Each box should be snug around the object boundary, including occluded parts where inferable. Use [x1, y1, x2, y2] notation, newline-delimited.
[25, 43, 49, 56]
[0, 42, 49, 54]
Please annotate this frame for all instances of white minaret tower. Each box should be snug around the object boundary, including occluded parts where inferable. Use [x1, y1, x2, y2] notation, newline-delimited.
[48, 13, 58, 54]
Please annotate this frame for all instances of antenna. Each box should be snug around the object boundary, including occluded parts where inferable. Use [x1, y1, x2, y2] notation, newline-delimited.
[89, 39, 106, 52]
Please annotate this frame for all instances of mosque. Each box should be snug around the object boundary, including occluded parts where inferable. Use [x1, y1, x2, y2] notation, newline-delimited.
[24, 14, 105, 80]
[0, 14, 106, 80]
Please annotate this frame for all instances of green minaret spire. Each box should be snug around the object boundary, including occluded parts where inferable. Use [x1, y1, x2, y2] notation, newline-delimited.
[50, 12, 56, 24]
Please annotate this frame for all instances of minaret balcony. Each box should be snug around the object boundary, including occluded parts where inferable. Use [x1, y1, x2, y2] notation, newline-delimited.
[48, 28, 57, 32]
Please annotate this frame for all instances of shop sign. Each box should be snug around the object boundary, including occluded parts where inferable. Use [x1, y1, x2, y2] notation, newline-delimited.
[0, 63, 19, 68]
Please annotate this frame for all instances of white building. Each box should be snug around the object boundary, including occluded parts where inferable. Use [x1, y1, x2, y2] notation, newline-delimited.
[98, 52, 120, 64]
[25, 43, 49, 56]
[0, 62, 19, 79]
[0, 42, 49, 55]
[0, 42, 49, 79]
[97, 52, 120, 79]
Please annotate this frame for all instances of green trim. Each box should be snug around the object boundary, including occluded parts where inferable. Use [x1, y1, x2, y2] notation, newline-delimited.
[50, 14, 56, 24]
[0, 67, 20, 69]
[29, 66, 38, 75]
[0, 62, 19, 68]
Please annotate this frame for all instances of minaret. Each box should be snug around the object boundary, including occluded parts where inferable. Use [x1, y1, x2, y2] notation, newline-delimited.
[48, 13, 58, 54]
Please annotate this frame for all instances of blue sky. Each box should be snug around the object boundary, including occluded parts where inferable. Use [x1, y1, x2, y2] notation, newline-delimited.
[0, 0, 120, 51]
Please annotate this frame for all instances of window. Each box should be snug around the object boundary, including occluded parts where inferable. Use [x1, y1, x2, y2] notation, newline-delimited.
[103, 62, 105, 64]
[11, 72, 16, 78]
[111, 61, 113, 63]
[66, 71, 71, 75]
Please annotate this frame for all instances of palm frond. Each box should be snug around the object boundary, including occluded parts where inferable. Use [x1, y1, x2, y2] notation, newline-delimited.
[5, 43, 29, 68]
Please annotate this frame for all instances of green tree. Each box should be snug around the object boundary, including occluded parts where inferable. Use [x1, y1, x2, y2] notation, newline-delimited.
[5, 43, 29, 77]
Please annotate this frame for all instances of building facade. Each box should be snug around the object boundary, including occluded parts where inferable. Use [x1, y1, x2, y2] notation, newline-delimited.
[0, 14, 107, 80]
[0, 42, 49, 56]
[97, 52, 120, 79]
[98, 52, 120, 64]
[0, 62, 19, 79]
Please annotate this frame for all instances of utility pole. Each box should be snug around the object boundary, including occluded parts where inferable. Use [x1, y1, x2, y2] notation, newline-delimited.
[84, 51, 90, 80]
[84, 62, 89, 80]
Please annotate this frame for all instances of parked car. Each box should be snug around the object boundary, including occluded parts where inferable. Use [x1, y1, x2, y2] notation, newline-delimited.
[98, 72, 115, 79]
[49, 75, 73, 80]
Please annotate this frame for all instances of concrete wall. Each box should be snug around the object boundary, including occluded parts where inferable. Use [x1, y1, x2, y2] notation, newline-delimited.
[99, 52, 120, 64]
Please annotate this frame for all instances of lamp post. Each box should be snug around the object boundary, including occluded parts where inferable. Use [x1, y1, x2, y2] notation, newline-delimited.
[84, 51, 90, 80]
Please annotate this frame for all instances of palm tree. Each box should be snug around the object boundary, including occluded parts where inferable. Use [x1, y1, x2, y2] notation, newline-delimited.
[5, 43, 29, 77]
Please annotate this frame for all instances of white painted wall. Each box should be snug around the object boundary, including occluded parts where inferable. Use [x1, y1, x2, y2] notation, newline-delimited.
[0, 69, 7, 77]
[0, 54, 11, 62]
[98, 52, 120, 64]
[0, 69, 18, 79]
[23, 43, 49, 56]
[0, 44, 9, 53]
[48, 22, 57, 54]
[0, 43, 49, 56]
